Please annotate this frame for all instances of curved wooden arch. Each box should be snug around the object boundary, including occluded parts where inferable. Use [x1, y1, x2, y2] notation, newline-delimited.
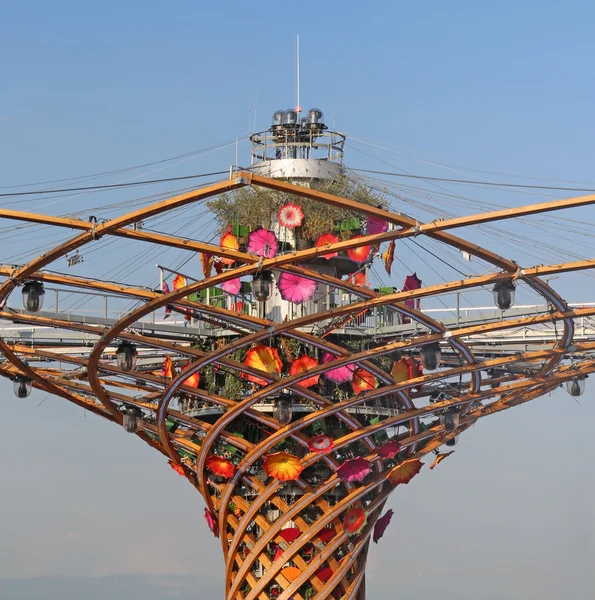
[1, 172, 594, 600]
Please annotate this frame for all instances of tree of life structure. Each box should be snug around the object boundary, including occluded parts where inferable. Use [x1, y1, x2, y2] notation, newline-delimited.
[1, 172, 595, 600]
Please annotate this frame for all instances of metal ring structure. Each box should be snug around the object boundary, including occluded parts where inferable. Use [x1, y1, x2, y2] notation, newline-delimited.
[1, 172, 595, 600]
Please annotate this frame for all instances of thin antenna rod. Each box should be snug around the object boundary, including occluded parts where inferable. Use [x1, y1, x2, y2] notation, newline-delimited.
[296, 34, 300, 112]
[253, 83, 259, 132]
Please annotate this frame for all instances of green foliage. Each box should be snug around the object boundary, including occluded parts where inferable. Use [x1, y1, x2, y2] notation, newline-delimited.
[206, 174, 388, 242]
[200, 347, 247, 400]
[304, 587, 316, 600]
[333, 386, 350, 403]
[221, 369, 245, 401]
[370, 353, 393, 373]
[278, 336, 302, 362]
[201, 364, 218, 394]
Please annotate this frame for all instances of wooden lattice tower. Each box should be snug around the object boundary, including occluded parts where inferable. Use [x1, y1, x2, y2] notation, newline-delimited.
[1, 172, 595, 600]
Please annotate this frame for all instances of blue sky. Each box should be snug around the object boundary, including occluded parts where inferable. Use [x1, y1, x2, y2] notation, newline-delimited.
[1, 1, 595, 599]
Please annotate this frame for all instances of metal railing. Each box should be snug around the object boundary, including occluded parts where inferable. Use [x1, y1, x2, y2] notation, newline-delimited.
[249, 128, 345, 164]
[4, 281, 595, 346]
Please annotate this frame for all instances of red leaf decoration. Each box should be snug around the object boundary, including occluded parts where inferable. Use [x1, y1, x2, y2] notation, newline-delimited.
[373, 509, 394, 544]
[168, 460, 186, 477]
[429, 450, 455, 470]
[204, 508, 219, 537]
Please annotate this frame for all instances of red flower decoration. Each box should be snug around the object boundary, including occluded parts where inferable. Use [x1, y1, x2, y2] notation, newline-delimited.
[318, 528, 335, 543]
[308, 434, 335, 454]
[316, 567, 334, 583]
[378, 440, 401, 459]
[204, 508, 219, 537]
[343, 507, 367, 535]
[349, 271, 368, 287]
[315, 233, 339, 259]
[168, 460, 186, 477]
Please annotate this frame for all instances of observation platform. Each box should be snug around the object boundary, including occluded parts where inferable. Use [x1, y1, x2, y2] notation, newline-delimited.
[2, 289, 594, 360]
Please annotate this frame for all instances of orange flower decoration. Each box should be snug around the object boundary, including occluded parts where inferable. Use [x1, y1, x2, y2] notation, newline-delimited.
[162, 355, 174, 378]
[220, 230, 239, 265]
[263, 452, 304, 481]
[289, 355, 320, 388]
[390, 358, 409, 382]
[200, 252, 213, 278]
[206, 455, 235, 479]
[429, 451, 455, 470]
[351, 369, 377, 395]
[182, 363, 200, 388]
[172, 273, 187, 290]
[390, 357, 422, 382]
[383, 240, 396, 275]
[244, 345, 283, 385]
[281, 566, 302, 582]
[347, 235, 371, 263]
[388, 459, 423, 487]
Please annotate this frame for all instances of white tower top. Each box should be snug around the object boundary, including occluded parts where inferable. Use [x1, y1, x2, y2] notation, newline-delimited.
[249, 107, 345, 180]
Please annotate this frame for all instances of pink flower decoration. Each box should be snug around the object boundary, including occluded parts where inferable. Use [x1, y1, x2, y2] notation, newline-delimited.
[336, 457, 372, 483]
[278, 272, 317, 304]
[248, 227, 278, 258]
[367, 215, 389, 235]
[278, 203, 304, 228]
[322, 352, 355, 383]
[221, 278, 241, 295]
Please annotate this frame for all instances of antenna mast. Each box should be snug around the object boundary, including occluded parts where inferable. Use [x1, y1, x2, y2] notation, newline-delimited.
[296, 34, 301, 113]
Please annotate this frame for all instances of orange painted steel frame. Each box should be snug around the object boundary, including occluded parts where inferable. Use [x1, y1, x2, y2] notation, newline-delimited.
[0, 172, 594, 600]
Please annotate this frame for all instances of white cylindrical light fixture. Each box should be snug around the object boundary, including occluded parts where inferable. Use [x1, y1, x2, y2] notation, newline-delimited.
[13, 376, 32, 398]
[123, 406, 142, 433]
[116, 341, 138, 372]
[273, 396, 293, 425]
[22, 281, 45, 313]
[420, 342, 441, 371]
[566, 376, 586, 397]
[253, 271, 273, 303]
[492, 281, 516, 311]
